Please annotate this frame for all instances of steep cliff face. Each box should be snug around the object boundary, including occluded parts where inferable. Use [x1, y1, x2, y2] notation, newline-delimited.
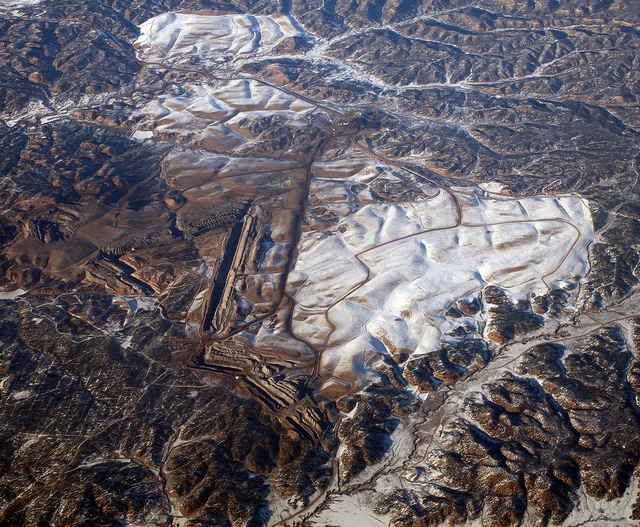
[1, 0, 640, 525]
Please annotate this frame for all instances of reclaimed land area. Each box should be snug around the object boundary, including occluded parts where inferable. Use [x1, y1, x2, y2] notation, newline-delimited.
[1, 1, 640, 526]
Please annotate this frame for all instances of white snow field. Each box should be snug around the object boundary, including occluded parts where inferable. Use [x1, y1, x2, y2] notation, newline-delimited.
[135, 13, 318, 148]
[289, 186, 594, 397]
[0, 0, 43, 6]
[135, 12, 311, 63]
[139, 80, 315, 149]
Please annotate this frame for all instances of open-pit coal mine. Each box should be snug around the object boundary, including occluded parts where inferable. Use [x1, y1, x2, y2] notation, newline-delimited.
[1, 0, 640, 525]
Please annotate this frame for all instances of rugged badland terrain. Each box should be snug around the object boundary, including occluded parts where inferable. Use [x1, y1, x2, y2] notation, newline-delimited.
[1, 0, 640, 525]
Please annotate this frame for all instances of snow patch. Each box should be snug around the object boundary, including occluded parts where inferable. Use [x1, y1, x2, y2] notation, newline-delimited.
[135, 13, 312, 63]
[131, 130, 154, 141]
[10, 390, 31, 401]
[139, 80, 313, 150]
[0, 288, 26, 300]
[112, 296, 159, 325]
[0, 0, 43, 7]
